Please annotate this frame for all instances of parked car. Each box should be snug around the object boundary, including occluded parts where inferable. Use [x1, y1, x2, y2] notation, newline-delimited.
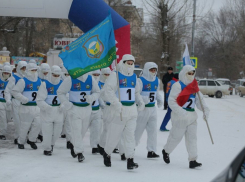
[134, 68, 142, 77]
[237, 81, 245, 97]
[235, 79, 245, 95]
[212, 147, 245, 182]
[216, 78, 233, 95]
[198, 79, 230, 98]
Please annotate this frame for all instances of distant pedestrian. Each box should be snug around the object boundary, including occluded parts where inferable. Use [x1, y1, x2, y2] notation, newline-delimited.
[162, 67, 174, 110]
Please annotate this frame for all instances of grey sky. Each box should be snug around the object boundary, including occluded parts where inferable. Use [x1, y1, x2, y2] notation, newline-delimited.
[131, 0, 224, 22]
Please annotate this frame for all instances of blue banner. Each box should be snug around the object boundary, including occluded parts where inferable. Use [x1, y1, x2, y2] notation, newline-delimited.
[59, 14, 116, 79]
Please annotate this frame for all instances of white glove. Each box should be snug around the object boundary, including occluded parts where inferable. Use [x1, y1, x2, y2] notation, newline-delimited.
[59, 103, 66, 112]
[157, 101, 163, 108]
[6, 101, 12, 111]
[137, 101, 145, 111]
[203, 109, 209, 121]
[142, 96, 150, 105]
[63, 101, 73, 111]
[112, 101, 122, 113]
[21, 97, 29, 104]
[84, 95, 93, 104]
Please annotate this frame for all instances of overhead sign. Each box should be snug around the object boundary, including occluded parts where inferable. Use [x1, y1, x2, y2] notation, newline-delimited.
[53, 37, 77, 49]
[190, 57, 198, 68]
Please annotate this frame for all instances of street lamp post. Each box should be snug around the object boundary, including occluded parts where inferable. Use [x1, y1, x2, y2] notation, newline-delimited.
[191, 0, 196, 57]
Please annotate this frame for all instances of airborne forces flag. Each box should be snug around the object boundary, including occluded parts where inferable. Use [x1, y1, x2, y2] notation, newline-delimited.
[59, 14, 116, 79]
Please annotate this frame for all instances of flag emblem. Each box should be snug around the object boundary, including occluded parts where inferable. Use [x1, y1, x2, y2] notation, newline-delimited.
[83, 35, 104, 59]
[73, 83, 81, 90]
[47, 87, 54, 94]
[0, 83, 4, 88]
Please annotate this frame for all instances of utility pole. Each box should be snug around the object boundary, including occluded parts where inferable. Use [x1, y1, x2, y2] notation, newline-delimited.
[191, 0, 196, 57]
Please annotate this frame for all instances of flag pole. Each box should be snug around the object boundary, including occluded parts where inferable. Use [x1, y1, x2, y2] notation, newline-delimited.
[197, 92, 214, 144]
[115, 60, 123, 121]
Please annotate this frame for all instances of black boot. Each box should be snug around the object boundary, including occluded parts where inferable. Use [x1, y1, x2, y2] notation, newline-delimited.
[98, 144, 104, 156]
[121, 154, 126, 161]
[78, 153, 85, 162]
[44, 150, 52, 156]
[67, 141, 71, 149]
[92, 148, 99, 154]
[0, 135, 6, 140]
[37, 135, 43, 142]
[51, 145, 54, 153]
[147, 151, 160, 158]
[113, 148, 119, 154]
[127, 158, 138, 170]
[27, 140, 37, 149]
[103, 152, 111, 167]
[14, 139, 18, 144]
[70, 143, 77, 158]
[162, 149, 170, 164]
[61, 134, 66, 138]
[18, 143, 24, 149]
[189, 161, 202, 169]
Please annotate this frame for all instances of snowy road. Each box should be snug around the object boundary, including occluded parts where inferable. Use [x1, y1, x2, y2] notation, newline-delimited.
[0, 94, 245, 182]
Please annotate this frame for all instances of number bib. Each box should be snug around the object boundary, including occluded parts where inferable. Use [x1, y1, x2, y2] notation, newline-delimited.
[69, 75, 92, 106]
[69, 91, 91, 103]
[0, 90, 4, 100]
[44, 80, 62, 106]
[117, 88, 136, 102]
[45, 95, 60, 105]
[117, 72, 137, 106]
[23, 91, 38, 103]
[23, 77, 41, 104]
[182, 96, 196, 109]
[0, 79, 8, 102]
[140, 76, 158, 106]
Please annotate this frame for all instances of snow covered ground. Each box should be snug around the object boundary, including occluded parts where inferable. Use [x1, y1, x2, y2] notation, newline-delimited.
[0, 93, 245, 182]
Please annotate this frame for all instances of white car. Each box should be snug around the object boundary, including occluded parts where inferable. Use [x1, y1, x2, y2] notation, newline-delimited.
[134, 68, 142, 77]
[237, 81, 245, 97]
[216, 78, 233, 95]
[235, 79, 245, 95]
[198, 79, 230, 98]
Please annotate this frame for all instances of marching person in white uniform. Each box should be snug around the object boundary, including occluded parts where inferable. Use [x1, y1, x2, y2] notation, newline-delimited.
[12, 63, 41, 150]
[0, 65, 12, 140]
[100, 54, 145, 170]
[134, 62, 163, 158]
[97, 67, 112, 155]
[36, 65, 64, 156]
[5, 61, 27, 143]
[57, 71, 100, 162]
[162, 65, 210, 168]
[81, 70, 102, 154]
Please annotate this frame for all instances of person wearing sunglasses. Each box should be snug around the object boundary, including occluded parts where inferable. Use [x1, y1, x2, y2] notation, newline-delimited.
[162, 65, 210, 169]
